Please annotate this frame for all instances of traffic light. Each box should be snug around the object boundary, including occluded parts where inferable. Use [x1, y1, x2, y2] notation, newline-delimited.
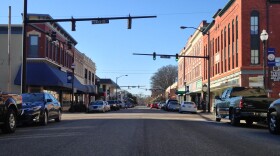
[153, 52, 156, 60]
[128, 15, 132, 29]
[51, 31, 56, 42]
[71, 18, 76, 31]
[107, 89, 110, 95]
[175, 53, 179, 61]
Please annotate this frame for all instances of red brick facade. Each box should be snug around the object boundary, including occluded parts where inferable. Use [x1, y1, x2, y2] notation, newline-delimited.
[179, 0, 280, 111]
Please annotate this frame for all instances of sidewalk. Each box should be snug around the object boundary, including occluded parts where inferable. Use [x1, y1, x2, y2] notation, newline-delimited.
[197, 110, 215, 121]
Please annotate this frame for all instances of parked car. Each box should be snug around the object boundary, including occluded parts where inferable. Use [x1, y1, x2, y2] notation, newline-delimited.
[167, 101, 180, 112]
[88, 100, 110, 113]
[179, 101, 197, 114]
[163, 99, 178, 111]
[150, 103, 159, 109]
[107, 100, 119, 110]
[0, 92, 22, 133]
[215, 87, 276, 126]
[267, 98, 280, 134]
[158, 102, 165, 109]
[21, 92, 62, 126]
[117, 100, 126, 109]
[126, 102, 134, 108]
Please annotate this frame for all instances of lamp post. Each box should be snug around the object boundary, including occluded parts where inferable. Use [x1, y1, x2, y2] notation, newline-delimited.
[71, 63, 75, 110]
[184, 80, 187, 101]
[115, 75, 128, 100]
[181, 26, 211, 113]
[202, 84, 208, 112]
[260, 29, 269, 91]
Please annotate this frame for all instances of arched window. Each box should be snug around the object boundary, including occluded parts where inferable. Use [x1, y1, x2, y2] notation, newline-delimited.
[250, 10, 260, 65]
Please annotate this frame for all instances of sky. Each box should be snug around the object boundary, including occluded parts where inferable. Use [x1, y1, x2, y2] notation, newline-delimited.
[0, 0, 229, 96]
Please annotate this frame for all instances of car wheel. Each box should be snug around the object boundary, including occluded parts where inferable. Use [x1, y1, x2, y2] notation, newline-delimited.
[40, 111, 48, 126]
[1, 109, 16, 133]
[230, 109, 240, 126]
[268, 111, 280, 135]
[55, 110, 62, 122]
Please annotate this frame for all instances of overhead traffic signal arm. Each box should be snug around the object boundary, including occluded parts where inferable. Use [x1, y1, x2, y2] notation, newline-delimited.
[133, 53, 209, 61]
[26, 15, 157, 31]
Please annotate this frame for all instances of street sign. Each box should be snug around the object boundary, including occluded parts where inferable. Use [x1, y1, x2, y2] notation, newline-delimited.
[267, 48, 276, 66]
[160, 55, 171, 59]
[92, 19, 109, 24]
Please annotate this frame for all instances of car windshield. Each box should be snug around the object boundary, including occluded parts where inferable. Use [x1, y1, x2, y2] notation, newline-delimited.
[22, 93, 44, 103]
[231, 87, 267, 97]
[170, 101, 179, 105]
[91, 101, 103, 105]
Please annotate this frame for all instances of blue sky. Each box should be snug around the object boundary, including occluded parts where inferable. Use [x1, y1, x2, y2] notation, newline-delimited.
[0, 0, 229, 96]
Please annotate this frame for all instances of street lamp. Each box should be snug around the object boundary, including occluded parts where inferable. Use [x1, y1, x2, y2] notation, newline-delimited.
[115, 75, 128, 100]
[184, 80, 187, 101]
[202, 84, 208, 112]
[181, 26, 211, 113]
[71, 63, 75, 111]
[260, 29, 269, 91]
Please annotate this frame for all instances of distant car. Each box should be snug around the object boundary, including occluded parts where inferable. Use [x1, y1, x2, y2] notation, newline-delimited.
[150, 103, 159, 109]
[21, 92, 62, 126]
[88, 100, 110, 113]
[117, 100, 126, 109]
[167, 101, 180, 112]
[179, 101, 197, 114]
[163, 99, 178, 111]
[107, 100, 119, 111]
[267, 98, 280, 134]
[158, 102, 165, 109]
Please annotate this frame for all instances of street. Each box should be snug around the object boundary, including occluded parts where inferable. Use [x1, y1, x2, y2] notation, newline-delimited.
[0, 106, 280, 156]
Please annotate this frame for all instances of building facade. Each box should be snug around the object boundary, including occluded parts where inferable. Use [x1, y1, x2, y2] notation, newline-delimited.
[179, 0, 280, 111]
[0, 14, 98, 111]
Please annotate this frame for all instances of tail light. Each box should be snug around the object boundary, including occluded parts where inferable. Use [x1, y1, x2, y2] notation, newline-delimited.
[193, 104, 197, 108]
[239, 99, 244, 108]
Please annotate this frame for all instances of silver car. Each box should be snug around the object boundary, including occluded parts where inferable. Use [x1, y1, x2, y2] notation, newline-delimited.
[167, 101, 180, 112]
[88, 100, 110, 113]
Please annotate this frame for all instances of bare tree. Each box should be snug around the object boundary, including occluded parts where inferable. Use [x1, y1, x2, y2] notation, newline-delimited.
[150, 65, 177, 99]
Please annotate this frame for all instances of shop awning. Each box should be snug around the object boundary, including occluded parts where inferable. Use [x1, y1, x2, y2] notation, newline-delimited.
[175, 90, 189, 95]
[84, 85, 96, 94]
[14, 62, 93, 93]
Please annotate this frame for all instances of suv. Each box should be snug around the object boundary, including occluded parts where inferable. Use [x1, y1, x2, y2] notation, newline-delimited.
[0, 92, 22, 133]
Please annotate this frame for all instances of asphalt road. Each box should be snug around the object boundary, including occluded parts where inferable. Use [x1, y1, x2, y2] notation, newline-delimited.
[0, 106, 280, 156]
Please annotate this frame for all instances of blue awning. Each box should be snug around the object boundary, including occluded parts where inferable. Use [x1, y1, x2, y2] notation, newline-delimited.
[14, 62, 94, 93]
[84, 85, 96, 94]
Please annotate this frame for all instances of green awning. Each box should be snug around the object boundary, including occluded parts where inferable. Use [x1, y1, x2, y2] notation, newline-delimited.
[176, 90, 189, 95]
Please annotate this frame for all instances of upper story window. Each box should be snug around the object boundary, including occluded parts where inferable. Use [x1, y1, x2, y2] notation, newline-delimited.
[250, 10, 260, 65]
[28, 35, 39, 58]
[250, 11, 259, 35]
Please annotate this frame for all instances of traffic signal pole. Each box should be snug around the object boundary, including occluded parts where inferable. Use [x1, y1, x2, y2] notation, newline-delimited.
[22, 0, 156, 93]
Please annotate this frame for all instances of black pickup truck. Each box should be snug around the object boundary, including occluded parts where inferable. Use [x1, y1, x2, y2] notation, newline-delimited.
[214, 87, 276, 126]
[0, 92, 22, 133]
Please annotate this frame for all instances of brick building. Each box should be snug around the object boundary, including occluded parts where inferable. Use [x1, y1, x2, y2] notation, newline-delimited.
[178, 0, 280, 111]
[0, 14, 98, 111]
